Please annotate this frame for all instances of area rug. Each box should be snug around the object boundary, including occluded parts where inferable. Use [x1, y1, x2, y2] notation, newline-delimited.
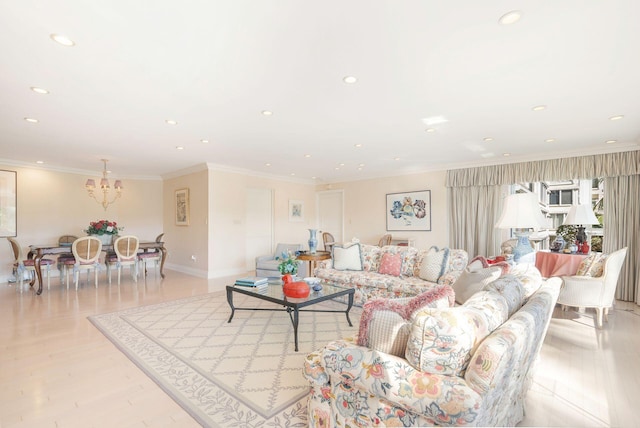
[88, 290, 361, 427]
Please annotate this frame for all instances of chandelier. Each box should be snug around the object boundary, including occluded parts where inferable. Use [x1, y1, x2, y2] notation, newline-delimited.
[85, 159, 123, 210]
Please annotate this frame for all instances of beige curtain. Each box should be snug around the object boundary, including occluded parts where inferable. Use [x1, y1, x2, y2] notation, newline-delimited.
[604, 175, 640, 304]
[446, 150, 640, 303]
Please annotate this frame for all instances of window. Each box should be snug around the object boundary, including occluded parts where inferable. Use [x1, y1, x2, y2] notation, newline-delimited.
[549, 190, 573, 205]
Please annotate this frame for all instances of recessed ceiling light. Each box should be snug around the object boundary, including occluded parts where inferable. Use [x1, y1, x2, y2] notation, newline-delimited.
[425, 128, 436, 133]
[343, 76, 357, 84]
[200, 139, 209, 143]
[24, 117, 38, 123]
[394, 157, 400, 161]
[358, 167, 363, 171]
[261, 110, 273, 116]
[36, 160, 44, 164]
[30, 86, 49, 94]
[265, 163, 271, 167]
[176, 146, 184, 150]
[354, 143, 363, 148]
[483, 137, 493, 142]
[545, 138, 555, 143]
[503, 153, 511, 157]
[422, 116, 448, 126]
[339, 163, 345, 167]
[334, 167, 340, 170]
[359, 163, 365, 167]
[50, 33, 75, 46]
[290, 173, 295, 176]
[605, 140, 617, 144]
[532, 105, 547, 111]
[609, 115, 624, 121]
[165, 119, 177, 125]
[311, 176, 317, 179]
[499, 10, 522, 25]
[304, 154, 312, 158]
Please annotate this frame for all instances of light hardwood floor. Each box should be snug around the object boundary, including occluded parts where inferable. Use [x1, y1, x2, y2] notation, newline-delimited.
[1, 270, 638, 427]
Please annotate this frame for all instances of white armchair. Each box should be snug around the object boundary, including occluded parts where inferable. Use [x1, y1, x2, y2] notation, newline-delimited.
[559, 247, 628, 328]
[255, 243, 307, 278]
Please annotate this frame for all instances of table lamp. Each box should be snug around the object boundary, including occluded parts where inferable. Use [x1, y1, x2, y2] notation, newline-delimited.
[495, 193, 546, 262]
[563, 204, 600, 244]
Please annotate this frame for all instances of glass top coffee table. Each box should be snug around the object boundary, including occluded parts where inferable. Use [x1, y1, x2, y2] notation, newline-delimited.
[226, 282, 354, 351]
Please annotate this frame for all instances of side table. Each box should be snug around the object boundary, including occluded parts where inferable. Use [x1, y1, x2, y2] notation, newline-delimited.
[535, 251, 588, 278]
[297, 251, 331, 277]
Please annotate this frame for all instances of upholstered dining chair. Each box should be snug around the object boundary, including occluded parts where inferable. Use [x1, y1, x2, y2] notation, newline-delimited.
[7, 237, 55, 290]
[57, 235, 78, 286]
[106, 235, 140, 284]
[378, 233, 392, 247]
[322, 232, 335, 252]
[71, 236, 103, 290]
[137, 233, 164, 278]
[558, 247, 628, 328]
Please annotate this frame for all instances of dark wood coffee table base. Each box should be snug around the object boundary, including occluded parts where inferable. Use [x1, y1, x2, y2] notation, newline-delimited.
[226, 284, 354, 351]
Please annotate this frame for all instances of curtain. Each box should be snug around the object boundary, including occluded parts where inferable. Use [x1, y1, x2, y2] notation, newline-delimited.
[448, 185, 502, 257]
[604, 175, 640, 304]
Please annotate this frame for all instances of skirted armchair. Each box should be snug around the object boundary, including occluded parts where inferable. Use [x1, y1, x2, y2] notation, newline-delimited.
[255, 243, 307, 278]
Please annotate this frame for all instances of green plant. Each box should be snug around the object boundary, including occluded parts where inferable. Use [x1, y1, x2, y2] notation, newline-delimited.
[85, 220, 121, 235]
[276, 250, 299, 275]
[556, 224, 577, 243]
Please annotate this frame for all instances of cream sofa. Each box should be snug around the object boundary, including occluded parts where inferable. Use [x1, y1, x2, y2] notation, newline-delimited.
[303, 270, 561, 427]
[315, 244, 468, 306]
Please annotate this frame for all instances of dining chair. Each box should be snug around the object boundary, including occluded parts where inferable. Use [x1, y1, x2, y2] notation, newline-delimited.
[6, 237, 55, 290]
[322, 232, 335, 252]
[138, 233, 164, 279]
[71, 236, 103, 290]
[106, 235, 140, 284]
[378, 233, 392, 247]
[57, 235, 78, 286]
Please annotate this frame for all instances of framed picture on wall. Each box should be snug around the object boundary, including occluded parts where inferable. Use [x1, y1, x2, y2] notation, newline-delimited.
[0, 170, 17, 237]
[386, 190, 431, 231]
[289, 199, 304, 222]
[175, 188, 190, 226]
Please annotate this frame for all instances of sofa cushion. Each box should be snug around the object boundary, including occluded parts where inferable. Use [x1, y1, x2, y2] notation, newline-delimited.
[509, 263, 543, 299]
[463, 290, 509, 331]
[357, 285, 455, 357]
[452, 266, 502, 304]
[361, 244, 383, 272]
[382, 246, 419, 277]
[332, 243, 363, 271]
[576, 253, 607, 278]
[406, 306, 491, 376]
[419, 246, 450, 282]
[378, 252, 402, 276]
[483, 275, 525, 317]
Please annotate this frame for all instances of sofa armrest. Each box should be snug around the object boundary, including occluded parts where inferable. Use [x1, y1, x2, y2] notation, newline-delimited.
[310, 339, 482, 422]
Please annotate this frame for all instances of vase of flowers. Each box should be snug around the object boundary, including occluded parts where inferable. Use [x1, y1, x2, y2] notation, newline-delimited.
[276, 250, 300, 277]
[85, 220, 121, 245]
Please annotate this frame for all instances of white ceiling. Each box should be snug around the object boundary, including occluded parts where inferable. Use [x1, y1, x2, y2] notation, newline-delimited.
[1, 1, 639, 183]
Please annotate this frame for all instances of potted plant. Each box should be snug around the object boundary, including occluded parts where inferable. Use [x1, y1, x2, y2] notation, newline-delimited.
[85, 220, 121, 245]
[276, 250, 300, 277]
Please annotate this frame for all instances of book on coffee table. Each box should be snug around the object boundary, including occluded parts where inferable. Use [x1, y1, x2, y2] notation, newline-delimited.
[234, 276, 269, 287]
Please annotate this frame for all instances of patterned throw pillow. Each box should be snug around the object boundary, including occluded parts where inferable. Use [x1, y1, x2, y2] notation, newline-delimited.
[452, 266, 502, 304]
[332, 243, 363, 271]
[356, 286, 455, 357]
[576, 254, 598, 276]
[378, 252, 403, 276]
[418, 246, 450, 282]
[588, 254, 607, 277]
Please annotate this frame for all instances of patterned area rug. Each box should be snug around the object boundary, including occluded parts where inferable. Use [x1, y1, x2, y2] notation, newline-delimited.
[88, 290, 361, 427]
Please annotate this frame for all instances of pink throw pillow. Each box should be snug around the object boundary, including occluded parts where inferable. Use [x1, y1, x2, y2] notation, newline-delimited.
[378, 252, 402, 276]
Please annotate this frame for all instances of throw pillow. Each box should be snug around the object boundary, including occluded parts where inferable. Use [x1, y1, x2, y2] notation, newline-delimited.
[406, 306, 491, 376]
[332, 243, 363, 271]
[356, 285, 455, 357]
[452, 266, 502, 305]
[469, 255, 511, 275]
[378, 252, 403, 277]
[419, 246, 450, 282]
[509, 263, 543, 299]
[483, 274, 525, 317]
[587, 254, 607, 278]
[576, 253, 598, 276]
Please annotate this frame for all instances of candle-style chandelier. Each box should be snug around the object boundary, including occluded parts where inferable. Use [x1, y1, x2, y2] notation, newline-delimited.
[85, 159, 123, 210]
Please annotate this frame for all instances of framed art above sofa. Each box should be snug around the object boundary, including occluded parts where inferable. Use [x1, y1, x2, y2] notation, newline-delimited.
[386, 190, 431, 231]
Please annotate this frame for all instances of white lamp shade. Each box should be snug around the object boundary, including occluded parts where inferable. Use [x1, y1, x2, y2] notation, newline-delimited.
[563, 204, 599, 225]
[495, 192, 546, 229]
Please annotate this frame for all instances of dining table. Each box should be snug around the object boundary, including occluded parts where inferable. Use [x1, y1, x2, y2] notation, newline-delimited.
[27, 240, 167, 295]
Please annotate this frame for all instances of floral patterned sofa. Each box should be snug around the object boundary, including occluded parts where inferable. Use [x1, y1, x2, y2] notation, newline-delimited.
[303, 271, 562, 427]
[315, 244, 468, 307]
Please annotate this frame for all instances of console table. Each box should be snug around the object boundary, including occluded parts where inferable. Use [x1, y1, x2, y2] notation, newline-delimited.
[535, 251, 588, 278]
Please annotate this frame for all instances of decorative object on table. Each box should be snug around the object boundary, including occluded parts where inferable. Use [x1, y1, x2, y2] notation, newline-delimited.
[175, 188, 190, 226]
[288, 199, 304, 222]
[308, 228, 318, 253]
[234, 276, 269, 287]
[562, 204, 600, 252]
[0, 170, 17, 238]
[283, 280, 310, 298]
[495, 192, 546, 262]
[550, 234, 565, 252]
[281, 273, 294, 285]
[304, 276, 323, 291]
[85, 219, 121, 245]
[580, 241, 590, 254]
[85, 159, 123, 211]
[277, 250, 300, 276]
[567, 242, 579, 254]
[386, 190, 431, 231]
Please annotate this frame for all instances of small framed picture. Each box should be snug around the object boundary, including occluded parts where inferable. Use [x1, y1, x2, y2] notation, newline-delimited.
[289, 199, 304, 222]
[175, 188, 190, 226]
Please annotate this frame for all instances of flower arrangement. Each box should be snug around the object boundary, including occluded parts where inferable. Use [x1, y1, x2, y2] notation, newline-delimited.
[276, 250, 300, 275]
[85, 220, 121, 235]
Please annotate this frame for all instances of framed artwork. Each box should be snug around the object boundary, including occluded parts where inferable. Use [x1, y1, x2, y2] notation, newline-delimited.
[386, 190, 431, 231]
[175, 188, 190, 226]
[0, 170, 17, 237]
[288, 199, 304, 222]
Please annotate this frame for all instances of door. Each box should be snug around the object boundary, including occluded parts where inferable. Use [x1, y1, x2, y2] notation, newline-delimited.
[245, 188, 273, 271]
[317, 190, 344, 248]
